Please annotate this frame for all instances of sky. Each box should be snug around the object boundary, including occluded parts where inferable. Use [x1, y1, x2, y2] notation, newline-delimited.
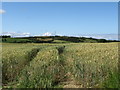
[1, 2, 118, 38]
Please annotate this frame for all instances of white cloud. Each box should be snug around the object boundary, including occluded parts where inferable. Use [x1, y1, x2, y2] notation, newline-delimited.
[1, 32, 31, 37]
[0, 9, 6, 14]
[78, 34, 118, 40]
[42, 32, 52, 36]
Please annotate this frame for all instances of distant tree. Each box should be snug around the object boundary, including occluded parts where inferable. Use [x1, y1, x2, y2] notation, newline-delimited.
[1, 35, 11, 38]
[97, 39, 107, 43]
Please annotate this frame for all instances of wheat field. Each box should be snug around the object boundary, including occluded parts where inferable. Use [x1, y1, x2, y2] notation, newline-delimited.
[2, 42, 119, 88]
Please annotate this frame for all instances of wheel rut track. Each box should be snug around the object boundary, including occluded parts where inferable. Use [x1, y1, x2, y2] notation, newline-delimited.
[56, 46, 83, 88]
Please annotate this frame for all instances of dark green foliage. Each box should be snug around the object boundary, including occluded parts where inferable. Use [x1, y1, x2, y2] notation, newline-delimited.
[26, 48, 40, 61]
[97, 39, 107, 43]
[0, 35, 11, 38]
[54, 36, 80, 43]
[2, 38, 32, 43]
[1, 36, 119, 43]
[103, 70, 119, 88]
[56, 46, 65, 54]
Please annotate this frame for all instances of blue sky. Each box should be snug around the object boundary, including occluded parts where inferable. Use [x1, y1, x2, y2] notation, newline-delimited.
[1, 2, 118, 36]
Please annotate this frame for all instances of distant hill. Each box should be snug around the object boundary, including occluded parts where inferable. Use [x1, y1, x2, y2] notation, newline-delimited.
[0, 35, 119, 43]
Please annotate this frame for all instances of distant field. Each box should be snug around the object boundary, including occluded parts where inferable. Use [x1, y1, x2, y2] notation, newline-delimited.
[2, 42, 119, 88]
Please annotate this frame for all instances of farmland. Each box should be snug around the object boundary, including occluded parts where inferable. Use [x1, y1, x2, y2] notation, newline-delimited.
[2, 42, 119, 88]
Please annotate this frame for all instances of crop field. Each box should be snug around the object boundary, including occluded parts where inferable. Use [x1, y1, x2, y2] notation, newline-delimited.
[2, 42, 119, 88]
